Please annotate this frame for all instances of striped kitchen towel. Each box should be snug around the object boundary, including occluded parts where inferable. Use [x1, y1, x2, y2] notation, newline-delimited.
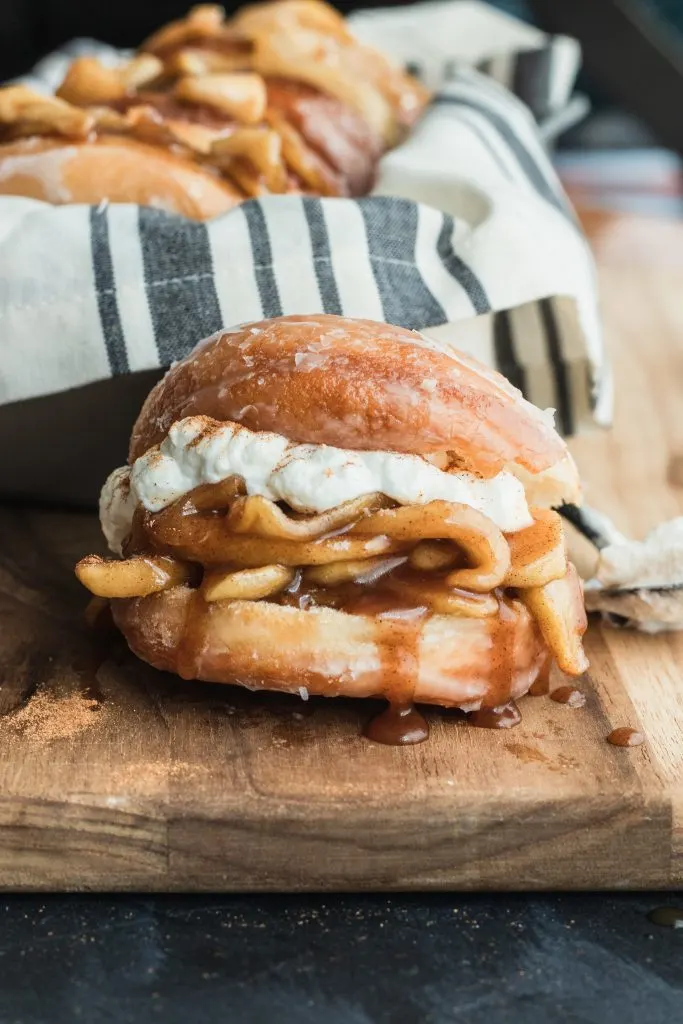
[349, 0, 581, 123]
[0, 1, 607, 484]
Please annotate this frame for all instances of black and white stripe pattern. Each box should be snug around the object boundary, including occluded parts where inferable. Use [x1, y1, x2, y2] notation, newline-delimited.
[1, 189, 605, 435]
[349, 3, 582, 136]
[430, 69, 576, 220]
[138, 208, 223, 366]
[369, 61, 605, 429]
[474, 35, 581, 124]
[423, 295, 596, 439]
[89, 205, 128, 376]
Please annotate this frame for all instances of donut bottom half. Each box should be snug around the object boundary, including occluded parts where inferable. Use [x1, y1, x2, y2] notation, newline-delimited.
[112, 586, 548, 710]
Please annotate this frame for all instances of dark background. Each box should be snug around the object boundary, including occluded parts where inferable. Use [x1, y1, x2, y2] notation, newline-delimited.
[0, 0, 419, 80]
[0, 0, 535, 81]
[1, 891, 682, 1023]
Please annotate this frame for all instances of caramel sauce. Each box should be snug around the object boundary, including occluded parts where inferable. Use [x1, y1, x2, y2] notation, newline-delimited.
[265, 570, 431, 744]
[123, 506, 149, 557]
[176, 589, 207, 681]
[112, 91, 236, 130]
[280, 572, 431, 744]
[550, 685, 586, 708]
[485, 594, 519, 708]
[122, 482, 567, 745]
[364, 702, 429, 746]
[528, 656, 552, 696]
[648, 907, 683, 928]
[274, 567, 494, 619]
[506, 510, 561, 572]
[182, 36, 255, 60]
[141, 501, 397, 566]
[607, 727, 645, 748]
[469, 701, 521, 730]
[350, 597, 429, 747]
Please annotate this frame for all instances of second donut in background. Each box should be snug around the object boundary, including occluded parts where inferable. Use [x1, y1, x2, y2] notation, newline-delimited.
[0, 2, 429, 219]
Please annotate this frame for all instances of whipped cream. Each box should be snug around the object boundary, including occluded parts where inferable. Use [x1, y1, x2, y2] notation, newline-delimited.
[101, 416, 534, 554]
[99, 466, 138, 556]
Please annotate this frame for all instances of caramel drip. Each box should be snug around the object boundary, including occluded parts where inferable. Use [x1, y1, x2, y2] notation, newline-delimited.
[176, 588, 207, 681]
[607, 727, 644, 748]
[550, 685, 586, 708]
[348, 597, 429, 747]
[123, 506, 149, 557]
[107, 479, 582, 742]
[364, 702, 429, 746]
[528, 655, 552, 696]
[485, 593, 519, 708]
[470, 701, 521, 730]
[505, 509, 562, 577]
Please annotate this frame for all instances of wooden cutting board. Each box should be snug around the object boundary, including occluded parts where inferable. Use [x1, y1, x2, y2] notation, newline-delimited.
[1, 209, 683, 892]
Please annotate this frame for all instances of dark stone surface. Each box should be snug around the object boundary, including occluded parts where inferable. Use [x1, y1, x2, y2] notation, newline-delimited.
[0, 893, 681, 1023]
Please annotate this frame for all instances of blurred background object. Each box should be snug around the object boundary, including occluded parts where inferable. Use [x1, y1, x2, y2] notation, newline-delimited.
[3, 0, 683, 216]
[528, 0, 683, 151]
[1, 0, 410, 80]
[3, 0, 683, 150]
[526, 0, 683, 214]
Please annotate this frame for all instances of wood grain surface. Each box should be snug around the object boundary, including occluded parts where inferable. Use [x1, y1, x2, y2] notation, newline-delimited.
[0, 208, 682, 892]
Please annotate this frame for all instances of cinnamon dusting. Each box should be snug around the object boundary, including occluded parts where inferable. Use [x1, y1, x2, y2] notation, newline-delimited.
[5, 689, 103, 743]
[108, 760, 211, 786]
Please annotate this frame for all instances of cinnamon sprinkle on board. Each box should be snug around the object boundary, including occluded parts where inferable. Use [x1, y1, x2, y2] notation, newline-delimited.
[4, 690, 103, 743]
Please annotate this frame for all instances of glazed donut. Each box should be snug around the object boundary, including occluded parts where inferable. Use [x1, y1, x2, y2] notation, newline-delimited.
[129, 313, 576, 487]
[76, 314, 588, 739]
[111, 587, 548, 710]
[0, 2, 427, 218]
[0, 136, 242, 220]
